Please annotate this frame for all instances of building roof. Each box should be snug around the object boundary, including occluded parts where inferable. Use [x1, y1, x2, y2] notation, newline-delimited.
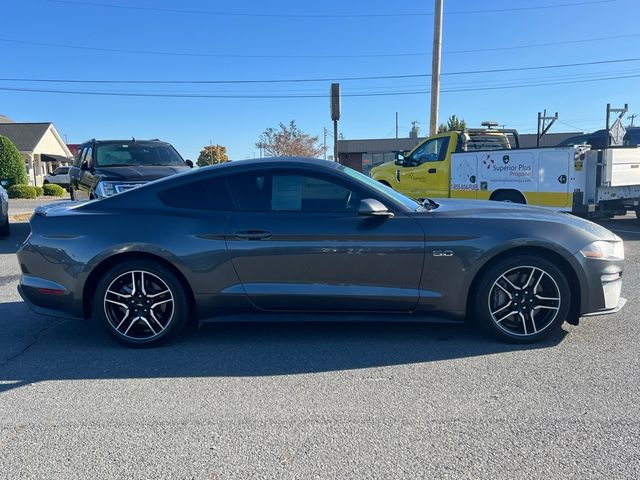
[0, 122, 53, 151]
[0, 114, 15, 124]
[338, 137, 424, 154]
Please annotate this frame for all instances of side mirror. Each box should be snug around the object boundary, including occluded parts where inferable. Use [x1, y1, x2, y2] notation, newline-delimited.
[50, 172, 56, 176]
[185, 159, 194, 168]
[80, 161, 90, 171]
[394, 151, 405, 166]
[358, 198, 394, 217]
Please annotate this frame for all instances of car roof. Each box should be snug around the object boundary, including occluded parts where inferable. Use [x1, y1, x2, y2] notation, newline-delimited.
[84, 139, 172, 145]
[201, 157, 342, 171]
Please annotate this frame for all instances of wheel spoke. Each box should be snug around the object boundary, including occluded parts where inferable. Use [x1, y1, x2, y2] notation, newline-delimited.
[519, 312, 528, 335]
[529, 310, 538, 333]
[525, 267, 538, 289]
[491, 301, 513, 316]
[141, 271, 147, 296]
[495, 282, 513, 298]
[499, 274, 521, 292]
[495, 310, 519, 323]
[533, 305, 560, 311]
[147, 289, 170, 299]
[115, 310, 130, 331]
[151, 298, 173, 309]
[149, 310, 165, 331]
[123, 316, 139, 336]
[139, 316, 156, 335]
[107, 289, 131, 299]
[130, 272, 136, 296]
[105, 299, 129, 309]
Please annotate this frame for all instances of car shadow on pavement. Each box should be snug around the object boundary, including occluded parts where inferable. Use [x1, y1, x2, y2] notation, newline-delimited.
[0, 300, 566, 394]
[0, 222, 30, 254]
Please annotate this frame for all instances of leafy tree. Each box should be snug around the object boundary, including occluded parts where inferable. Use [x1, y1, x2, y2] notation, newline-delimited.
[438, 115, 467, 133]
[197, 144, 229, 167]
[256, 120, 325, 157]
[0, 135, 27, 186]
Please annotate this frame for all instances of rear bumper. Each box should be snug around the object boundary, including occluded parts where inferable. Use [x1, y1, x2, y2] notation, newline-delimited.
[18, 276, 84, 320]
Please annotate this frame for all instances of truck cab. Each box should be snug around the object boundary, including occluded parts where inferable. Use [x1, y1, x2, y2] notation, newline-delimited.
[371, 128, 517, 199]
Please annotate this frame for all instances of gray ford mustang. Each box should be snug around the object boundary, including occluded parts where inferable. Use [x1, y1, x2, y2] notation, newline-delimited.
[17, 158, 625, 346]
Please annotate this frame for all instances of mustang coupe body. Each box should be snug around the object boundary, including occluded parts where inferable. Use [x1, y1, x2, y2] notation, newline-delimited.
[17, 158, 625, 346]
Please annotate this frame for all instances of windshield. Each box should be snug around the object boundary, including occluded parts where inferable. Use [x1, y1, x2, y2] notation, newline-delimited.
[95, 143, 185, 167]
[341, 166, 424, 211]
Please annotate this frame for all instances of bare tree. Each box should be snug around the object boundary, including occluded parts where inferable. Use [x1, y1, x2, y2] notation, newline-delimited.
[256, 120, 326, 157]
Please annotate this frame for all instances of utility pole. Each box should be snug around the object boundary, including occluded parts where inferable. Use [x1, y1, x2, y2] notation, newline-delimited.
[395, 112, 399, 139]
[429, 0, 443, 136]
[629, 113, 637, 127]
[536, 109, 558, 147]
[323, 127, 327, 160]
[209, 140, 213, 164]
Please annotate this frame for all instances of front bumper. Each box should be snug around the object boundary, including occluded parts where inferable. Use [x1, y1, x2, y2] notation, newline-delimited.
[574, 251, 626, 317]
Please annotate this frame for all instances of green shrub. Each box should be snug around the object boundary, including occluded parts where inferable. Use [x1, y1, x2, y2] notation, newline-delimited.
[0, 136, 28, 186]
[34, 186, 44, 197]
[7, 184, 37, 199]
[43, 183, 66, 197]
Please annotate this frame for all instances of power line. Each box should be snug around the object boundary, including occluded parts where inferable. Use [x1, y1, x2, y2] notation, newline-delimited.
[0, 71, 637, 99]
[2, 57, 639, 85]
[43, 0, 615, 18]
[2, 32, 639, 59]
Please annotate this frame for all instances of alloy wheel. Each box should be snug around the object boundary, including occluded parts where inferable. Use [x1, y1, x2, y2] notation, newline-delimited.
[487, 265, 561, 337]
[103, 270, 175, 341]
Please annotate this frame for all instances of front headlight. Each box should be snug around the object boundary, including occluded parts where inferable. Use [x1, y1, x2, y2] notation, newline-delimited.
[580, 239, 624, 260]
[94, 181, 118, 198]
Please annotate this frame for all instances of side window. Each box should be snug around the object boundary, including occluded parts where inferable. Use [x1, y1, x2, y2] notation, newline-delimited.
[159, 177, 233, 211]
[84, 146, 93, 166]
[73, 147, 86, 167]
[227, 171, 361, 213]
[411, 137, 450, 164]
[56, 167, 69, 175]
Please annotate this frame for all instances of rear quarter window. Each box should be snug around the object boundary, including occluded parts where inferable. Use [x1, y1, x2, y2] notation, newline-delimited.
[159, 177, 233, 211]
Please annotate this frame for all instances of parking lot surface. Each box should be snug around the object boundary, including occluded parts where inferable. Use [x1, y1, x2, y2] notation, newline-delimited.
[1, 217, 639, 479]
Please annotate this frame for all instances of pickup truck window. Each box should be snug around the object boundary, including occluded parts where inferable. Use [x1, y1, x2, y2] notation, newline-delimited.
[412, 137, 450, 164]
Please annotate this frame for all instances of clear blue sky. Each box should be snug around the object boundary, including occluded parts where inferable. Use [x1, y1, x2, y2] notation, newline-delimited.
[2, 0, 639, 160]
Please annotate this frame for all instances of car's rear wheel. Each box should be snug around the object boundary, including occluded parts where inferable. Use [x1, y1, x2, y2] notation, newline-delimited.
[94, 260, 188, 347]
[473, 255, 571, 343]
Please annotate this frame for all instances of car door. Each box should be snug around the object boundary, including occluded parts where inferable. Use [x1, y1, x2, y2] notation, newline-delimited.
[223, 168, 425, 312]
[75, 144, 99, 200]
[399, 136, 451, 199]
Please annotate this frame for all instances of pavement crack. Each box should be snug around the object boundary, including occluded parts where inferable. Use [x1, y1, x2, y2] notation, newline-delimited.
[0, 319, 68, 366]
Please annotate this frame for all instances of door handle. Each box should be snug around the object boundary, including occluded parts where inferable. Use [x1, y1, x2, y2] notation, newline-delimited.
[428, 168, 437, 174]
[234, 230, 272, 240]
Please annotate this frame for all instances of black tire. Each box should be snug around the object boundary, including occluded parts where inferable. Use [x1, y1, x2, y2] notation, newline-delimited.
[93, 259, 189, 347]
[491, 191, 526, 204]
[0, 216, 9, 237]
[635, 207, 640, 223]
[70, 188, 76, 201]
[473, 255, 571, 343]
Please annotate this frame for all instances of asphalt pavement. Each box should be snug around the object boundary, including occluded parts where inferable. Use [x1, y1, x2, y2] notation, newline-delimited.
[0, 219, 639, 479]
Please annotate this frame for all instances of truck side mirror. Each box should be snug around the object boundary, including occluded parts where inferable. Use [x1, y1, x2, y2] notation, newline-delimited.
[394, 152, 405, 166]
[185, 159, 194, 168]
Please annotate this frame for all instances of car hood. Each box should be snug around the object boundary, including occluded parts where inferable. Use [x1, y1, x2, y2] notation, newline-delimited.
[425, 198, 618, 241]
[94, 165, 191, 182]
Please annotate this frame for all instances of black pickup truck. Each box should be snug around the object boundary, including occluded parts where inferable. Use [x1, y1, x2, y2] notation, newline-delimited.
[69, 139, 193, 201]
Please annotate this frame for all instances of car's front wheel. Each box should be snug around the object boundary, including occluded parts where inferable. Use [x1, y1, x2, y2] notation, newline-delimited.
[94, 260, 189, 347]
[473, 255, 571, 343]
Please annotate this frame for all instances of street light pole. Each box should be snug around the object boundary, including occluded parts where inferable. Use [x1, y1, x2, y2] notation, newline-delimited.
[429, 0, 443, 136]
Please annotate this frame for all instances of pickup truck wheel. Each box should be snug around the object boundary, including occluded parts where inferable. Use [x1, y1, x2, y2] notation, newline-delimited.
[94, 260, 189, 347]
[491, 191, 526, 204]
[473, 255, 571, 343]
